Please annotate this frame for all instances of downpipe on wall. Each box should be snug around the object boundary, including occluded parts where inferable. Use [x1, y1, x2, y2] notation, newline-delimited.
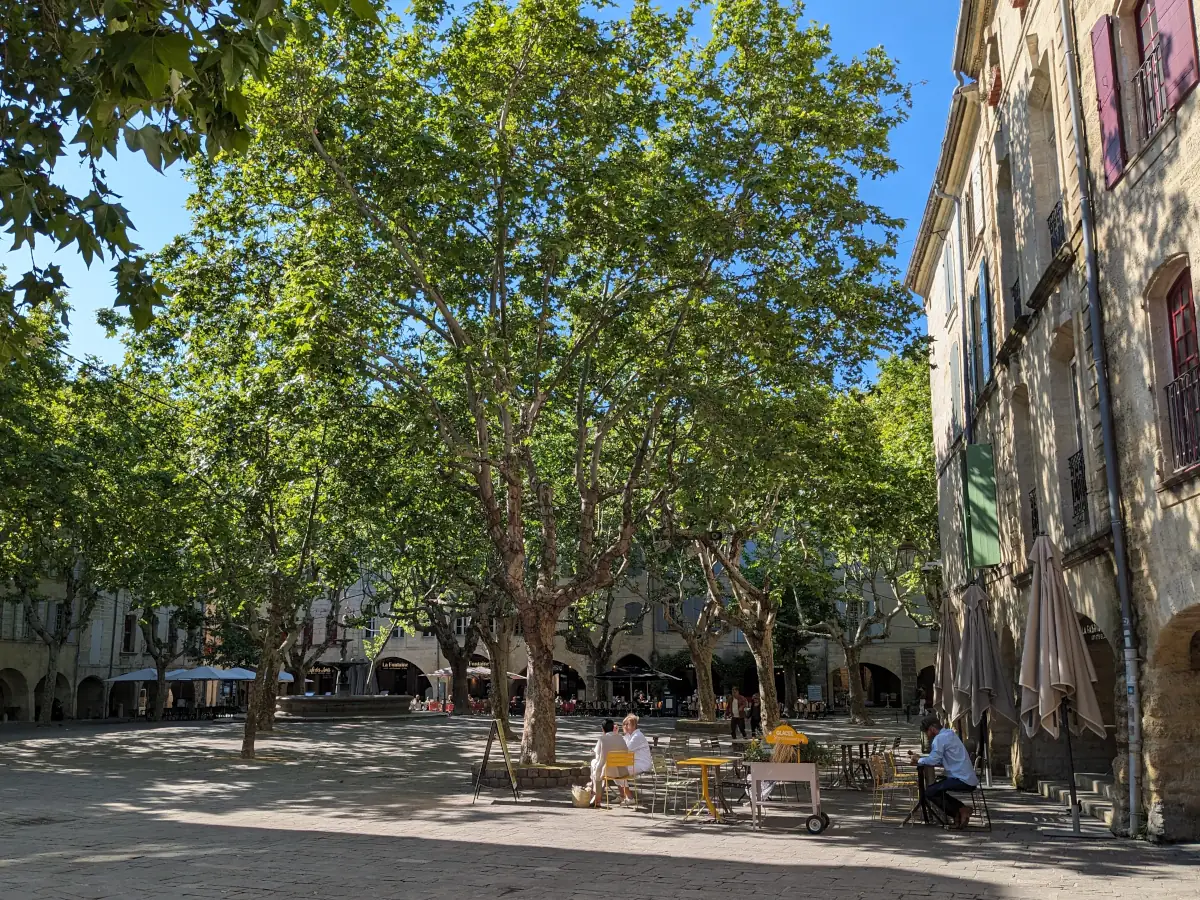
[1056, 0, 1143, 838]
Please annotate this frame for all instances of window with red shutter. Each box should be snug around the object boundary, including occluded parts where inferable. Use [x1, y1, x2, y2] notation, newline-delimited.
[1091, 16, 1127, 188]
[1168, 270, 1199, 376]
[1157, 0, 1199, 108]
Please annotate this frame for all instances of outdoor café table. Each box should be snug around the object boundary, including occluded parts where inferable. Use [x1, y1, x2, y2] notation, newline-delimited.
[675, 756, 740, 821]
[901, 764, 950, 827]
[834, 739, 879, 788]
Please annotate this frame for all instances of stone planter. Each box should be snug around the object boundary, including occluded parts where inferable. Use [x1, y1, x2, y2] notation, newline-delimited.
[471, 762, 591, 791]
[674, 719, 731, 735]
[275, 694, 414, 720]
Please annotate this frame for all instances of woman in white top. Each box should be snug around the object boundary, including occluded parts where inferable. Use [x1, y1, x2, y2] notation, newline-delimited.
[622, 714, 653, 772]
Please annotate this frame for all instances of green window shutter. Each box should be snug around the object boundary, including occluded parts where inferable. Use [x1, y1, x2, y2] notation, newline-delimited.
[965, 443, 1001, 568]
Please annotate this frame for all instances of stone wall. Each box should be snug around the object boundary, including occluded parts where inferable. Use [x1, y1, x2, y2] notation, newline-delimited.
[276, 694, 413, 719]
[471, 763, 591, 791]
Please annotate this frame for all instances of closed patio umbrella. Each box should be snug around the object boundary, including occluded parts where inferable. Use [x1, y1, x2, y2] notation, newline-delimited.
[932, 599, 961, 718]
[952, 584, 1017, 786]
[1019, 535, 1106, 835]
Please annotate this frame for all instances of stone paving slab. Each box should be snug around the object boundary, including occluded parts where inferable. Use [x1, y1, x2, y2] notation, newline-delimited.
[1, 717, 1198, 900]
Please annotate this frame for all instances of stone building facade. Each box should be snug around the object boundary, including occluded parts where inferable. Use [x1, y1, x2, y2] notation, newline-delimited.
[299, 577, 936, 715]
[908, 0, 1200, 841]
[0, 588, 190, 723]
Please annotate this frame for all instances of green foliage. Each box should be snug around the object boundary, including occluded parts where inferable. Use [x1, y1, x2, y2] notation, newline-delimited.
[0, 0, 378, 361]
[653, 649, 694, 680]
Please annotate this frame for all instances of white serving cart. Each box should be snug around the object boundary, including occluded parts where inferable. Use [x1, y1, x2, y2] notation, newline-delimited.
[748, 760, 830, 834]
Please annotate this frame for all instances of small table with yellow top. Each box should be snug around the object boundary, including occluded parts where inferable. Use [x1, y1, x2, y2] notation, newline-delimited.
[675, 756, 741, 821]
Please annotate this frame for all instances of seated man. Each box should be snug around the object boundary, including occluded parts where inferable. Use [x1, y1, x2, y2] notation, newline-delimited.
[909, 715, 978, 828]
[590, 718, 630, 808]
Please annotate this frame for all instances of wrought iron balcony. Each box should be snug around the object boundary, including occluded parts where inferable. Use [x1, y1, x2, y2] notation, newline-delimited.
[1048, 200, 1066, 256]
[1165, 366, 1200, 471]
[1029, 487, 1040, 538]
[1132, 40, 1169, 143]
[1011, 278, 1023, 322]
[1068, 449, 1088, 529]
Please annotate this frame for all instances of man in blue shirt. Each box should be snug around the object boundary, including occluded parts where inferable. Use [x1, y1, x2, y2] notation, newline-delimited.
[908, 715, 978, 827]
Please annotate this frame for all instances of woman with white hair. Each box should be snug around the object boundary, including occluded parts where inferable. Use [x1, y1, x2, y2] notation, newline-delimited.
[622, 715, 653, 767]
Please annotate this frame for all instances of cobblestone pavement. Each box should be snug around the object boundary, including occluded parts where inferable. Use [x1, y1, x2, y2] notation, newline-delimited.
[1, 716, 1197, 900]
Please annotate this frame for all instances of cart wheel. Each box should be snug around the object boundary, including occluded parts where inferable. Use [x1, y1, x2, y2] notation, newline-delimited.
[820, 813, 831, 830]
[805, 815, 825, 834]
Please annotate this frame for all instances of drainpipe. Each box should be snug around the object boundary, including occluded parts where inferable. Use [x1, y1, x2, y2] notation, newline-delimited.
[1056, 0, 1142, 838]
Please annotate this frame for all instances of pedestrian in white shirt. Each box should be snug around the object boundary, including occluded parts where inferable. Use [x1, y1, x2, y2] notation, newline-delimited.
[729, 687, 747, 740]
[908, 715, 979, 827]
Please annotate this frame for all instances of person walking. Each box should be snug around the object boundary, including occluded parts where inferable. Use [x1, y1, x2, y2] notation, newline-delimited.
[729, 687, 747, 740]
[748, 693, 762, 736]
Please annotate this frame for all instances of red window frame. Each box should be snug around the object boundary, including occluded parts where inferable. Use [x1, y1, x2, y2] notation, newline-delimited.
[1168, 269, 1199, 376]
[1136, 0, 1160, 63]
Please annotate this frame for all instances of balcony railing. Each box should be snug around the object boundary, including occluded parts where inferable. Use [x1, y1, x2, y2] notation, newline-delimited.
[1048, 200, 1066, 256]
[1029, 488, 1040, 538]
[1068, 449, 1088, 529]
[1011, 278, 1023, 322]
[1165, 366, 1200, 471]
[1132, 41, 1169, 143]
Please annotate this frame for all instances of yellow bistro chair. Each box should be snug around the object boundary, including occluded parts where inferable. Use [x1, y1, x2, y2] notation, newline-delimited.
[601, 750, 637, 809]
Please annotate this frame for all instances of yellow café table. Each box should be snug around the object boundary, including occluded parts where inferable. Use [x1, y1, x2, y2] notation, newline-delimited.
[675, 756, 741, 821]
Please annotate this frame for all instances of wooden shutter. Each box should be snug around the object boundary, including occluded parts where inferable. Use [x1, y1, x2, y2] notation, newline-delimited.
[1158, 0, 1200, 109]
[1090, 16, 1127, 189]
[978, 259, 993, 386]
[971, 159, 985, 236]
[965, 443, 1002, 568]
[949, 347, 962, 437]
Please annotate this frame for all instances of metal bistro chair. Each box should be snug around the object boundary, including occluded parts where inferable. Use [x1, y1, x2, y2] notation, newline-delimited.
[944, 782, 992, 831]
[869, 753, 916, 822]
[600, 751, 637, 810]
[668, 735, 692, 754]
[654, 752, 701, 817]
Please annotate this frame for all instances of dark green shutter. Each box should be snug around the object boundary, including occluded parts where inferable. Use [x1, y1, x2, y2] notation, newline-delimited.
[978, 258, 992, 386]
[965, 443, 1001, 568]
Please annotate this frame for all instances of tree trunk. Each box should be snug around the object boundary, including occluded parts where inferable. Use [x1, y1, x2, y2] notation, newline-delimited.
[480, 620, 513, 740]
[584, 658, 598, 705]
[451, 658, 471, 715]
[520, 625, 558, 764]
[687, 639, 717, 722]
[292, 664, 308, 696]
[152, 660, 169, 722]
[843, 644, 872, 724]
[37, 643, 62, 725]
[258, 673, 279, 731]
[242, 630, 280, 759]
[744, 632, 781, 731]
[782, 659, 798, 719]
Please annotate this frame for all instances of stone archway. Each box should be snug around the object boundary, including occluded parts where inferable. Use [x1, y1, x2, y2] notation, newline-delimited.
[1143, 605, 1200, 841]
[375, 657, 427, 697]
[860, 663, 902, 708]
[108, 682, 139, 718]
[0, 668, 31, 722]
[917, 666, 935, 710]
[34, 672, 70, 721]
[75, 676, 105, 720]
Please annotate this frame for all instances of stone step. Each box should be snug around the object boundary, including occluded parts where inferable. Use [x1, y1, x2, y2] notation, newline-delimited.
[1037, 776, 1115, 827]
[1074, 772, 1115, 800]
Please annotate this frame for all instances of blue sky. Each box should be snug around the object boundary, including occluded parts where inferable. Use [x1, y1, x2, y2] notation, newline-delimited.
[5, 0, 959, 364]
